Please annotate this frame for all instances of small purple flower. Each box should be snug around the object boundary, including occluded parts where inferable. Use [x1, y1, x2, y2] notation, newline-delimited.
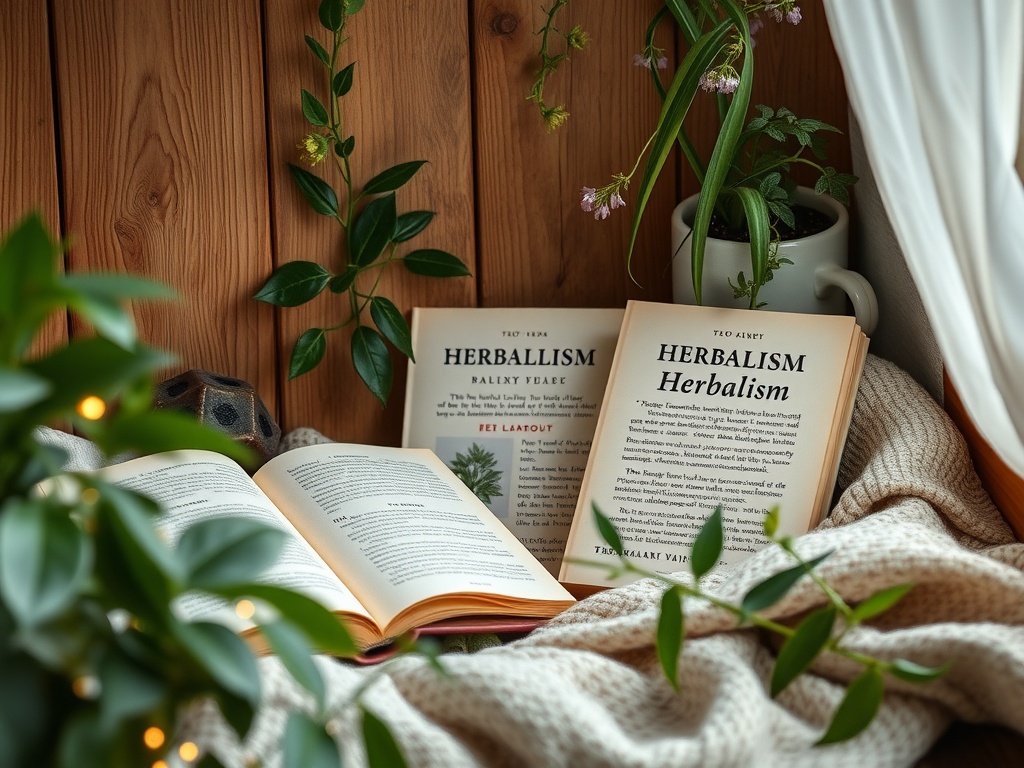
[748, 15, 764, 36]
[699, 72, 716, 93]
[786, 6, 802, 24]
[766, 3, 784, 22]
[580, 187, 597, 212]
[595, 204, 611, 221]
[610, 192, 626, 210]
[633, 53, 651, 69]
[718, 76, 739, 94]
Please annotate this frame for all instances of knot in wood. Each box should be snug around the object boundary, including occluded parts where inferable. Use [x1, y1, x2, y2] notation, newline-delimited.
[490, 12, 518, 38]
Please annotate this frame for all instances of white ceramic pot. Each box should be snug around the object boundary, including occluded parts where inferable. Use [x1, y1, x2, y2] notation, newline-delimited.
[670, 186, 877, 334]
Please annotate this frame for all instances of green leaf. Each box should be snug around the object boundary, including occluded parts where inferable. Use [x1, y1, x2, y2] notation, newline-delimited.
[817, 666, 884, 744]
[282, 711, 340, 768]
[402, 249, 471, 278]
[260, 620, 325, 710]
[362, 706, 407, 768]
[58, 710, 114, 768]
[289, 328, 327, 379]
[370, 296, 414, 360]
[346, 0, 365, 13]
[64, 293, 137, 349]
[362, 161, 427, 195]
[336, 135, 355, 158]
[217, 689, 257, 739]
[626, 16, 734, 284]
[850, 584, 913, 623]
[253, 261, 331, 307]
[690, 506, 723, 580]
[177, 518, 286, 589]
[350, 194, 396, 267]
[0, 498, 89, 626]
[728, 186, 771, 292]
[770, 606, 836, 697]
[0, 213, 60, 322]
[0, 367, 52, 411]
[333, 63, 355, 97]
[301, 89, 330, 127]
[305, 35, 330, 66]
[889, 659, 950, 684]
[762, 506, 780, 539]
[24, 338, 173, 416]
[591, 503, 623, 556]
[741, 552, 832, 614]
[318, 0, 344, 32]
[288, 163, 339, 217]
[656, 586, 684, 691]
[97, 647, 166, 728]
[95, 485, 182, 610]
[59, 273, 177, 302]
[392, 210, 434, 243]
[0, 651, 49, 768]
[95, 409, 254, 466]
[173, 620, 261, 705]
[329, 267, 358, 293]
[212, 583, 358, 656]
[351, 326, 393, 405]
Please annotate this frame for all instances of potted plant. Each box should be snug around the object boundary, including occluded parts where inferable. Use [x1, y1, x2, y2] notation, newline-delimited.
[533, 1, 869, 325]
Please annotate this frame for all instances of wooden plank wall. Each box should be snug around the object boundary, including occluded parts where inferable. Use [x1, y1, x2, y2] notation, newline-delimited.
[1, 0, 849, 445]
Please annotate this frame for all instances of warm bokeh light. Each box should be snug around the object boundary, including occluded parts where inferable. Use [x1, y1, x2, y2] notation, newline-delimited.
[178, 742, 200, 762]
[143, 726, 166, 750]
[76, 395, 107, 420]
[152, 761, 169, 768]
[235, 599, 256, 620]
[81, 488, 100, 505]
[71, 675, 99, 699]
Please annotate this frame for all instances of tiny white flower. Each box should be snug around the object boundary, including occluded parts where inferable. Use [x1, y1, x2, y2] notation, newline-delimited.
[580, 187, 597, 212]
[610, 192, 626, 209]
[633, 53, 652, 69]
[595, 204, 611, 220]
[656, 56, 668, 70]
[787, 7, 802, 24]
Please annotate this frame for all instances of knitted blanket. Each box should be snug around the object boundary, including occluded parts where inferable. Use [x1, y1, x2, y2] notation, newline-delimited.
[47, 355, 1024, 766]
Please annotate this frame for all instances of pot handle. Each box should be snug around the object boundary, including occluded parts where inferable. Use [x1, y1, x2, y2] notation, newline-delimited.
[814, 265, 878, 335]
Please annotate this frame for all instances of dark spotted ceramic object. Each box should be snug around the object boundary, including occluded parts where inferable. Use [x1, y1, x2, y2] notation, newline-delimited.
[154, 369, 281, 466]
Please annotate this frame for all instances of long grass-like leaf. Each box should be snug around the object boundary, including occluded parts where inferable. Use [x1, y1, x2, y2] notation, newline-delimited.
[626, 19, 732, 282]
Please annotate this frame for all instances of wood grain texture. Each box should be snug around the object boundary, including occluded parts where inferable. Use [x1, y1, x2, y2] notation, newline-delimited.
[263, 0, 477, 441]
[944, 373, 1024, 540]
[0, 0, 66, 357]
[472, 0, 676, 309]
[50, 0, 277, 414]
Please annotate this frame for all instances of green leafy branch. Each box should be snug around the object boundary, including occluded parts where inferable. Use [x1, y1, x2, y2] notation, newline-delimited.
[581, 503, 948, 745]
[527, 0, 589, 131]
[255, 0, 470, 405]
[447, 443, 504, 505]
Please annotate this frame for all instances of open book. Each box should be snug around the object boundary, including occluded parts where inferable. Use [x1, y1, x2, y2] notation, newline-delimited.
[96, 444, 576, 650]
[560, 300, 869, 595]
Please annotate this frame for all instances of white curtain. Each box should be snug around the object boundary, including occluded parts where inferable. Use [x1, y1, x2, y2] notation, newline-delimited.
[822, 0, 1024, 475]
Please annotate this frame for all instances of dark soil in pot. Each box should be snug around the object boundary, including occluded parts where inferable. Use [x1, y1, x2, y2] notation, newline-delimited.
[705, 204, 834, 243]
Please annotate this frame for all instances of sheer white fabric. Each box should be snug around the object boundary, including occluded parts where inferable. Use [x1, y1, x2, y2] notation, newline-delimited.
[822, 0, 1024, 475]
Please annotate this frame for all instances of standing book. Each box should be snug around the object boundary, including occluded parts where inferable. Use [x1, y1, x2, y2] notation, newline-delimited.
[403, 307, 624, 575]
[559, 300, 869, 595]
[80, 443, 575, 651]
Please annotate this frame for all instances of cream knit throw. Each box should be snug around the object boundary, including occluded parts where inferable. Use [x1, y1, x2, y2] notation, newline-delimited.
[43, 355, 1024, 766]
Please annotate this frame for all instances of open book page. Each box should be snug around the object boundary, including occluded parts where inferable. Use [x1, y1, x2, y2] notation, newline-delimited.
[402, 307, 624, 576]
[253, 443, 575, 636]
[98, 450, 376, 638]
[560, 300, 865, 591]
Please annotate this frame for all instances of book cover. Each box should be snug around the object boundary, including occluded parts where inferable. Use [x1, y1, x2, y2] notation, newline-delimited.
[560, 300, 868, 593]
[402, 307, 624, 575]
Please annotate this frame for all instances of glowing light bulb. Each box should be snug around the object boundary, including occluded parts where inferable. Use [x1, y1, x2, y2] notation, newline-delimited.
[143, 726, 166, 749]
[235, 599, 256, 620]
[76, 395, 107, 420]
[178, 741, 200, 762]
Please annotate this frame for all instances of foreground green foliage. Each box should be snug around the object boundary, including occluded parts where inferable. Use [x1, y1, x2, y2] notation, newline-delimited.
[0, 213, 413, 767]
[583, 503, 947, 744]
[256, 0, 470, 405]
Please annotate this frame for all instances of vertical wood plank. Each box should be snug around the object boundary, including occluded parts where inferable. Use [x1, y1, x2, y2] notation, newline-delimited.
[50, 0, 278, 414]
[0, 0, 66, 356]
[473, 0, 676, 308]
[264, 0, 477, 442]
